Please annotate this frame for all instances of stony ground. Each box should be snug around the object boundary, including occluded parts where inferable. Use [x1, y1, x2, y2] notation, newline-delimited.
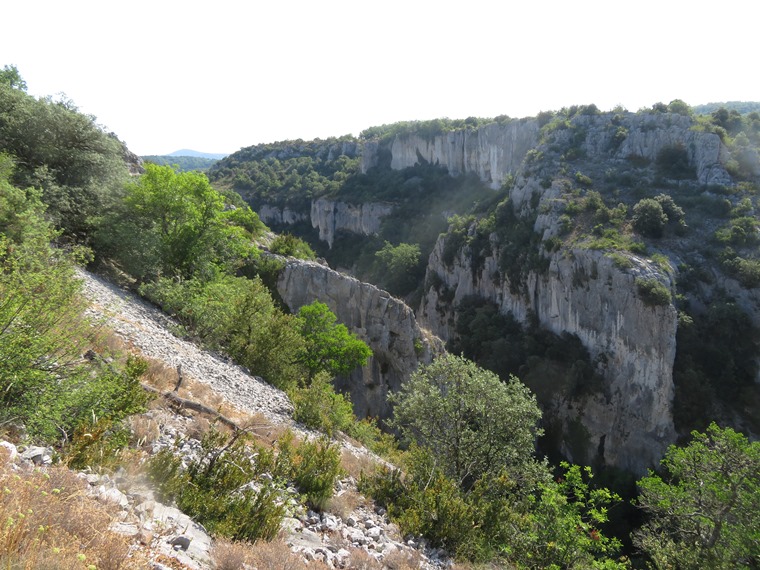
[68, 269, 445, 569]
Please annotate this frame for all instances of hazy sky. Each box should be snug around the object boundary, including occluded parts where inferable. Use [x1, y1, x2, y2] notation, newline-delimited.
[3, 0, 757, 156]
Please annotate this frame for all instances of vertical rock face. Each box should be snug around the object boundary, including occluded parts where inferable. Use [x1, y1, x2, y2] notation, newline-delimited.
[258, 204, 309, 226]
[310, 199, 393, 248]
[362, 121, 541, 188]
[420, 239, 677, 473]
[577, 113, 731, 186]
[277, 260, 442, 418]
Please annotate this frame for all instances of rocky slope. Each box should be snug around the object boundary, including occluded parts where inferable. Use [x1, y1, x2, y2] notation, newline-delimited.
[73, 269, 445, 569]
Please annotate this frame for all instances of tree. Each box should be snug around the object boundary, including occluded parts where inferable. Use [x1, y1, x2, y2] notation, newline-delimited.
[635, 423, 760, 569]
[0, 64, 26, 91]
[632, 198, 668, 238]
[296, 301, 372, 381]
[373, 241, 422, 296]
[100, 164, 260, 281]
[0, 159, 146, 442]
[390, 354, 543, 487]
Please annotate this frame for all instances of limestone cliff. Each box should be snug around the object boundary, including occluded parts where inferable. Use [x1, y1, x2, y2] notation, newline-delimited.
[276, 260, 442, 418]
[419, 238, 677, 473]
[362, 121, 541, 189]
[310, 199, 394, 248]
[258, 204, 308, 226]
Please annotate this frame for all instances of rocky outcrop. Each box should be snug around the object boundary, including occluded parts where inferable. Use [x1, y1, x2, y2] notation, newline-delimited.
[311, 199, 394, 248]
[258, 204, 309, 226]
[577, 113, 731, 186]
[362, 121, 541, 189]
[277, 259, 442, 418]
[419, 238, 677, 474]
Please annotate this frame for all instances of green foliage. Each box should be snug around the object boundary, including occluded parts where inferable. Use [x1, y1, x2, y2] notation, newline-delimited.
[635, 424, 760, 569]
[209, 138, 359, 209]
[286, 435, 344, 510]
[359, 117, 502, 142]
[141, 274, 305, 390]
[0, 82, 129, 241]
[0, 65, 26, 91]
[289, 372, 354, 435]
[371, 241, 422, 296]
[149, 428, 343, 536]
[147, 429, 286, 542]
[450, 297, 603, 410]
[673, 300, 759, 432]
[508, 463, 626, 569]
[361, 449, 626, 567]
[0, 163, 147, 445]
[296, 301, 372, 381]
[632, 198, 667, 238]
[655, 144, 695, 180]
[635, 277, 671, 306]
[99, 164, 261, 281]
[390, 354, 543, 487]
[269, 233, 316, 260]
[141, 155, 218, 172]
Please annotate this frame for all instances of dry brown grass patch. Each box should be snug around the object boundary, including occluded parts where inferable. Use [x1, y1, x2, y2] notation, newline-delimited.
[326, 489, 364, 520]
[383, 548, 426, 569]
[0, 461, 148, 569]
[340, 448, 383, 481]
[212, 537, 310, 570]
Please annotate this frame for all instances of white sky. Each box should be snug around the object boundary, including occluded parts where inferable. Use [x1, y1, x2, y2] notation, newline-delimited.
[2, 0, 757, 156]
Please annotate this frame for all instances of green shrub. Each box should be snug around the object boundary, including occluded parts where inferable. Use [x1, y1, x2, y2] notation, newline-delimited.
[635, 277, 671, 306]
[269, 233, 316, 260]
[633, 198, 667, 238]
[147, 429, 286, 542]
[289, 373, 354, 435]
[287, 436, 343, 510]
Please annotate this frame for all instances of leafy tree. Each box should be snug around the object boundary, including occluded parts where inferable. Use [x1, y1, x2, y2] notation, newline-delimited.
[372, 241, 422, 296]
[390, 354, 543, 487]
[0, 158, 147, 443]
[508, 463, 626, 569]
[0, 64, 26, 91]
[142, 274, 305, 390]
[100, 164, 260, 281]
[0, 84, 129, 240]
[296, 301, 372, 381]
[632, 198, 668, 238]
[635, 423, 760, 569]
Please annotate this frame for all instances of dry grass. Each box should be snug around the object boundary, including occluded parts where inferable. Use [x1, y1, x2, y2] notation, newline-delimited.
[340, 447, 383, 481]
[325, 489, 364, 520]
[383, 548, 425, 569]
[212, 537, 310, 570]
[128, 414, 160, 448]
[345, 547, 425, 570]
[0, 450, 148, 569]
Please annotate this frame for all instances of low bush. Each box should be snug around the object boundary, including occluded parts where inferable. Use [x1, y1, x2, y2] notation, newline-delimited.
[635, 277, 672, 306]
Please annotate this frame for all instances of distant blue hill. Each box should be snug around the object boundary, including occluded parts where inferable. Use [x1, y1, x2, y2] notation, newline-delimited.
[168, 149, 229, 159]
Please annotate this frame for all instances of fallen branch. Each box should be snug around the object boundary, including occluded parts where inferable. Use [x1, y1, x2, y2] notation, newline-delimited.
[141, 383, 240, 431]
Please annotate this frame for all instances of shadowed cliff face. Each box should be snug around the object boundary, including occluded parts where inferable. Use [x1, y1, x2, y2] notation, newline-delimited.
[420, 238, 677, 474]
[276, 259, 443, 419]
